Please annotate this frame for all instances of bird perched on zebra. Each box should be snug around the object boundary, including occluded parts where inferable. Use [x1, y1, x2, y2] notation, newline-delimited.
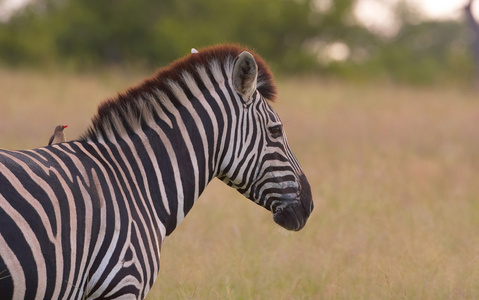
[48, 124, 68, 145]
[0, 44, 313, 299]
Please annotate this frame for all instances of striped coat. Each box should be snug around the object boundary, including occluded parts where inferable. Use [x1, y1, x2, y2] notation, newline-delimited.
[0, 45, 313, 299]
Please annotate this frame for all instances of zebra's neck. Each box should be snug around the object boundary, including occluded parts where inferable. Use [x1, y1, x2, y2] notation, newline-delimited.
[79, 45, 277, 236]
[80, 65, 235, 235]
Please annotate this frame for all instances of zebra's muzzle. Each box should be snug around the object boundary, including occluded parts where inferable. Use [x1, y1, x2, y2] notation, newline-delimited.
[272, 174, 313, 231]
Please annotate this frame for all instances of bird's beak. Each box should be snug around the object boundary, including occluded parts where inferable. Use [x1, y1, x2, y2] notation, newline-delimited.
[63, 125, 68, 128]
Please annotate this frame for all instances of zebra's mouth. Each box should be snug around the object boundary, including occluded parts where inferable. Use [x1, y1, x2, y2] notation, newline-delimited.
[272, 173, 313, 231]
[272, 200, 310, 231]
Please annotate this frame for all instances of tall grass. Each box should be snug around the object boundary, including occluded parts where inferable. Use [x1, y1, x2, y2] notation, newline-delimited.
[1, 70, 478, 299]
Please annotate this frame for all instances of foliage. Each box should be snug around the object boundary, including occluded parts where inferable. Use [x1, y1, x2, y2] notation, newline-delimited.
[0, 0, 475, 84]
[0, 0, 325, 71]
[342, 20, 473, 85]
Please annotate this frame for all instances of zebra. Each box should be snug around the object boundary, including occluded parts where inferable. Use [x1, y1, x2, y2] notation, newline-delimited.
[0, 44, 313, 299]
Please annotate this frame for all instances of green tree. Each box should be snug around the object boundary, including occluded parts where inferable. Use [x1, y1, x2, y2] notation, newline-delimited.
[0, 0, 474, 84]
[0, 0, 325, 71]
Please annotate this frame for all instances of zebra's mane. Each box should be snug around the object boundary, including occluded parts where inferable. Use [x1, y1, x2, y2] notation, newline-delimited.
[80, 44, 276, 142]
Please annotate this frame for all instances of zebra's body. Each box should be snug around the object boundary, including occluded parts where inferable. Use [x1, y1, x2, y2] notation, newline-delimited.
[0, 45, 313, 299]
[1, 143, 164, 299]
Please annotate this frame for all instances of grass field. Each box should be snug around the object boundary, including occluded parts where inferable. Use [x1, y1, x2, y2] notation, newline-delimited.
[1, 69, 478, 299]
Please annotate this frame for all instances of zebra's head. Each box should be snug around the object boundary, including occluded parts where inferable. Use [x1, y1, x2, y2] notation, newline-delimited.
[218, 51, 313, 231]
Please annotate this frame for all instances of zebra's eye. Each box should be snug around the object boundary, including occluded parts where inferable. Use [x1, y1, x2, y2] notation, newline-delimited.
[268, 125, 283, 138]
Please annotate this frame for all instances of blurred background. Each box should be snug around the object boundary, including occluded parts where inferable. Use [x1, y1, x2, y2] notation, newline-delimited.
[1, 1, 479, 299]
[0, 0, 479, 85]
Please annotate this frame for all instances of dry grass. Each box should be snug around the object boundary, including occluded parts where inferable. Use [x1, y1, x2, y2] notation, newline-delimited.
[1, 70, 478, 299]
[0, 68, 138, 148]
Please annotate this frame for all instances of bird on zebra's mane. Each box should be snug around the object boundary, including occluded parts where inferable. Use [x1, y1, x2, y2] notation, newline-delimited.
[48, 124, 68, 145]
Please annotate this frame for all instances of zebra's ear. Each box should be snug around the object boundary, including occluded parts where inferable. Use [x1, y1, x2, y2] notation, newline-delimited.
[232, 51, 258, 104]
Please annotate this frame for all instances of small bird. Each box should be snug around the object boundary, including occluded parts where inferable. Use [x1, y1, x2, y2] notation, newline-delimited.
[48, 125, 68, 145]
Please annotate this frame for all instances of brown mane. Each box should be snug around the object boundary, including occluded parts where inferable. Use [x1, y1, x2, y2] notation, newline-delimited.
[81, 44, 277, 142]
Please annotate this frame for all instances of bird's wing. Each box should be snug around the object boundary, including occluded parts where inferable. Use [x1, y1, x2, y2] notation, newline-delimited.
[48, 134, 54, 145]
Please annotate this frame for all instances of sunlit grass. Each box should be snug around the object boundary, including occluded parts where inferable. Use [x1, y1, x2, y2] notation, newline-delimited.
[1, 70, 478, 299]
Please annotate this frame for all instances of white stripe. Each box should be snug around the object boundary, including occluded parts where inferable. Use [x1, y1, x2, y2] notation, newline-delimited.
[78, 142, 125, 297]
[0, 232, 25, 300]
[0, 194, 47, 300]
[195, 65, 229, 176]
[168, 80, 203, 198]
[11, 149, 79, 299]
